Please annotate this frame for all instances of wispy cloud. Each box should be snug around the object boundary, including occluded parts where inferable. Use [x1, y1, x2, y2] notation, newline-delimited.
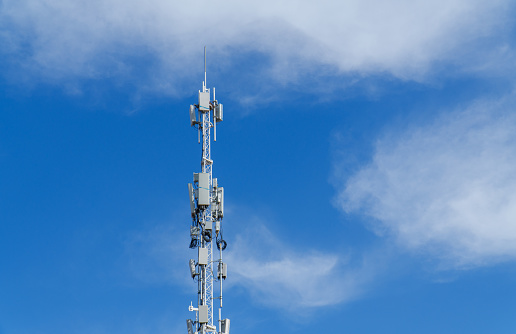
[124, 221, 192, 287]
[225, 220, 373, 312]
[336, 94, 516, 268]
[1, 0, 514, 95]
[126, 209, 375, 313]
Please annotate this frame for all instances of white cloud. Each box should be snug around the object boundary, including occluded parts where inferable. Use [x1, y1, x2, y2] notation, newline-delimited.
[225, 222, 371, 311]
[124, 212, 373, 312]
[124, 222, 193, 286]
[1, 0, 513, 93]
[337, 94, 516, 268]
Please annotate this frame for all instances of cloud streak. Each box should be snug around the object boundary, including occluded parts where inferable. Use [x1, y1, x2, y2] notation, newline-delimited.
[1, 0, 514, 95]
[124, 214, 373, 313]
[337, 94, 516, 268]
[124, 222, 192, 287]
[225, 222, 371, 311]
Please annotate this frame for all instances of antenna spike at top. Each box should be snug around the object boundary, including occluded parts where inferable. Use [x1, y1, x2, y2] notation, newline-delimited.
[204, 46, 207, 92]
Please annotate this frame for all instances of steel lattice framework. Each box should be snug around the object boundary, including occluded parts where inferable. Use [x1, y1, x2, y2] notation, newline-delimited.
[186, 49, 229, 334]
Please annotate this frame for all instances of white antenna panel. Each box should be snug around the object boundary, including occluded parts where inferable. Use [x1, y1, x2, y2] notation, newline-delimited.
[198, 247, 208, 265]
[188, 183, 195, 217]
[217, 187, 224, 218]
[221, 319, 230, 334]
[204, 221, 212, 231]
[199, 91, 210, 111]
[198, 172, 210, 206]
[189, 259, 196, 278]
[189, 105, 197, 126]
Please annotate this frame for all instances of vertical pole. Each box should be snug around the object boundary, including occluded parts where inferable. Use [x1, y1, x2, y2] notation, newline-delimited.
[219, 242, 223, 334]
[204, 46, 207, 92]
[201, 88, 213, 332]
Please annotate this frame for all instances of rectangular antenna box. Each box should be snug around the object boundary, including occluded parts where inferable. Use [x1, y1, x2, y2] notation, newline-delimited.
[197, 173, 210, 206]
[217, 187, 224, 218]
[199, 91, 210, 111]
[198, 248, 208, 265]
[189, 259, 196, 278]
[189, 105, 196, 126]
[190, 226, 200, 237]
[218, 262, 227, 279]
[215, 104, 223, 122]
[204, 221, 212, 231]
[198, 305, 208, 324]
[221, 319, 230, 334]
[188, 183, 195, 217]
[186, 319, 195, 334]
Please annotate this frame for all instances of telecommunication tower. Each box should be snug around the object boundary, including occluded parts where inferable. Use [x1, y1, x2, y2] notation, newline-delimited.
[186, 48, 230, 334]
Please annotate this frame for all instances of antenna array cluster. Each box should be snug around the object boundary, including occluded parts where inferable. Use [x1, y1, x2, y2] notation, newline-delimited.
[186, 48, 230, 334]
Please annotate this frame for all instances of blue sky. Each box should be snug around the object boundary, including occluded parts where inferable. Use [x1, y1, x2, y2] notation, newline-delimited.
[2, 0, 516, 333]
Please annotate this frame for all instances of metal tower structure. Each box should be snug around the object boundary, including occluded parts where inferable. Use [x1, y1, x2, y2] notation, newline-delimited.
[186, 48, 230, 334]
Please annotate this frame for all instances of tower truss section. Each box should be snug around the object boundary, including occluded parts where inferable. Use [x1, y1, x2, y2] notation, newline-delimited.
[186, 49, 230, 334]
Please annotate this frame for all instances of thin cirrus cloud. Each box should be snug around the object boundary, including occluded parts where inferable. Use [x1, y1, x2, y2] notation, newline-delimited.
[124, 217, 372, 311]
[224, 222, 371, 311]
[1, 0, 513, 93]
[124, 226, 187, 285]
[336, 95, 516, 268]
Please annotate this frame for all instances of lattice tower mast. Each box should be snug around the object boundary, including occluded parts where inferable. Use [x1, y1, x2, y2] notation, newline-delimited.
[186, 48, 229, 334]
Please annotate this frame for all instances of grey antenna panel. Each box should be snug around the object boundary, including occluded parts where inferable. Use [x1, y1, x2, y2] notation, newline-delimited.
[198, 305, 208, 323]
[215, 104, 223, 122]
[198, 172, 210, 206]
[189, 105, 197, 126]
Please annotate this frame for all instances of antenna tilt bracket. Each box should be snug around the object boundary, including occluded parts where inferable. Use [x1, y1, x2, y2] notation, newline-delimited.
[205, 325, 217, 332]
[189, 301, 198, 312]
